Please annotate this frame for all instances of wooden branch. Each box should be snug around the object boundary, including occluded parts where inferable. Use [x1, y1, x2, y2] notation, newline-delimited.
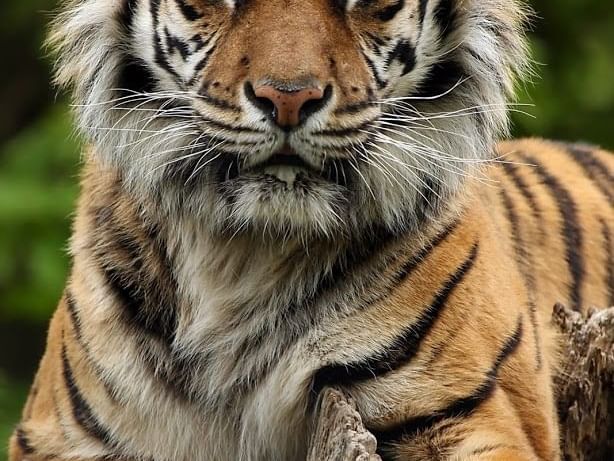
[307, 389, 381, 461]
[552, 304, 614, 461]
[308, 305, 614, 461]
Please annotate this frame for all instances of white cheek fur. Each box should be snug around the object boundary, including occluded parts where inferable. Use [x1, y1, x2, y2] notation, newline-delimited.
[49, 0, 529, 242]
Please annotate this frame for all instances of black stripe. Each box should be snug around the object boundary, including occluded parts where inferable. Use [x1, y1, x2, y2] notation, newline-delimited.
[118, 55, 157, 95]
[189, 33, 206, 53]
[518, 153, 585, 311]
[153, 36, 181, 81]
[562, 143, 614, 205]
[312, 241, 478, 394]
[366, 32, 389, 51]
[292, 223, 457, 398]
[364, 55, 388, 90]
[117, 0, 156, 95]
[118, 0, 139, 30]
[200, 117, 267, 135]
[65, 292, 84, 343]
[150, 0, 182, 82]
[391, 218, 460, 283]
[433, 0, 456, 39]
[65, 291, 120, 400]
[373, 317, 523, 448]
[103, 264, 148, 328]
[86, 206, 187, 401]
[418, 0, 429, 23]
[311, 218, 460, 319]
[464, 444, 515, 457]
[499, 162, 543, 235]
[600, 218, 614, 307]
[15, 427, 35, 454]
[196, 87, 241, 111]
[90, 204, 178, 344]
[62, 342, 115, 445]
[386, 39, 416, 76]
[498, 188, 523, 258]
[376, 0, 405, 22]
[100, 254, 177, 343]
[333, 100, 374, 115]
[413, 59, 466, 98]
[188, 31, 219, 86]
[165, 27, 191, 60]
[175, 0, 203, 21]
[498, 187, 542, 370]
[189, 49, 214, 85]
[316, 119, 375, 137]
[333, 0, 348, 14]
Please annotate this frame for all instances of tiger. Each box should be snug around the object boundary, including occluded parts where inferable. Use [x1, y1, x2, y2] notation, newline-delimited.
[9, 0, 613, 460]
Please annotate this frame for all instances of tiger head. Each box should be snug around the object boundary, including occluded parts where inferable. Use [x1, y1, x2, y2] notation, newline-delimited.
[50, 0, 529, 241]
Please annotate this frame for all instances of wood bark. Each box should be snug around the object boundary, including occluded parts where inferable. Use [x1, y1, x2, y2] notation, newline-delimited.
[553, 304, 614, 460]
[307, 305, 614, 461]
[307, 388, 381, 461]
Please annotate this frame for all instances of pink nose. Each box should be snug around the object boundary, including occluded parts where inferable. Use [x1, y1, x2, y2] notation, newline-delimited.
[254, 85, 325, 128]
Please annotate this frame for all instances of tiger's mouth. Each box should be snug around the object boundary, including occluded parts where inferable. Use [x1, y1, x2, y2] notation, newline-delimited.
[213, 143, 353, 191]
[243, 144, 324, 186]
[258, 145, 313, 170]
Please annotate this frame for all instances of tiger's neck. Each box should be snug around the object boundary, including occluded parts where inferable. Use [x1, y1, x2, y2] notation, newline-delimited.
[67, 159, 465, 460]
[71, 159, 450, 401]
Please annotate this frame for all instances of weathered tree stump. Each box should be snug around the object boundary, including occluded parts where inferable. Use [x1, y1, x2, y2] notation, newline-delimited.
[553, 304, 614, 461]
[308, 305, 614, 461]
[307, 389, 381, 461]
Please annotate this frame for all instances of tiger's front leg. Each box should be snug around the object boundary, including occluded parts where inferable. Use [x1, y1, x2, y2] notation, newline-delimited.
[373, 386, 552, 461]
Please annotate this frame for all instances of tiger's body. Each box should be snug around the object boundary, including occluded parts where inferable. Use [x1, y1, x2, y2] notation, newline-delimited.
[9, 0, 614, 460]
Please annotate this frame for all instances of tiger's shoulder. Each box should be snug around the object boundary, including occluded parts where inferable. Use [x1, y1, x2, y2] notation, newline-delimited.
[497, 138, 614, 194]
[483, 138, 613, 313]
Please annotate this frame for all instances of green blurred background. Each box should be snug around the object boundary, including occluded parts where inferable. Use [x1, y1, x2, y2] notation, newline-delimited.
[0, 0, 613, 457]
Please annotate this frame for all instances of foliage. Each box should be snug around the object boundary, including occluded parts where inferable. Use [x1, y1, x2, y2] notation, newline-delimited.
[0, 1, 612, 459]
[0, 106, 80, 323]
[513, 0, 614, 146]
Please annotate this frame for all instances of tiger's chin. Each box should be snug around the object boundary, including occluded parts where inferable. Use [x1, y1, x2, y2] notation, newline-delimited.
[211, 168, 352, 241]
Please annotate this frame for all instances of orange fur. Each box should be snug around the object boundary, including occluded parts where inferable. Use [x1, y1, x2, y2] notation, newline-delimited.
[9, 0, 613, 459]
[11, 140, 613, 461]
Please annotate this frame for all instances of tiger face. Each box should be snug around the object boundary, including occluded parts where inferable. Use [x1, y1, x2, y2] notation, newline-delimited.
[52, 0, 528, 240]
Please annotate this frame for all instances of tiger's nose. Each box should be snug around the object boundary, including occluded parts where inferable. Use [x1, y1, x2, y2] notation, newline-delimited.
[249, 84, 327, 129]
